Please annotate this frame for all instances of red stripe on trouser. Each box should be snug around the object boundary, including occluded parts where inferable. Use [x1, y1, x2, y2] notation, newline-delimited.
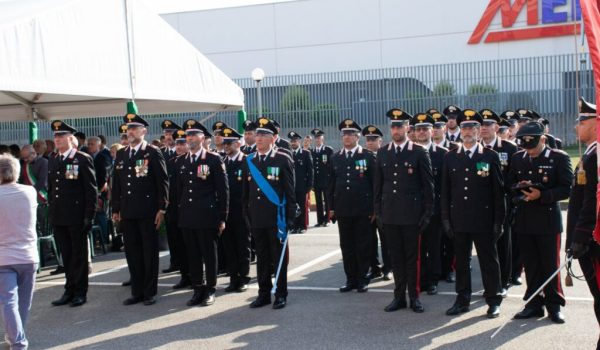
[451, 255, 456, 271]
[556, 233, 564, 297]
[593, 258, 600, 292]
[416, 233, 421, 295]
[304, 193, 310, 227]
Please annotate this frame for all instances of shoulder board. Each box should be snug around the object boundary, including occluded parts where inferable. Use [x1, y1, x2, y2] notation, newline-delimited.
[276, 150, 294, 162]
[412, 143, 424, 150]
[147, 144, 159, 150]
[549, 148, 568, 156]
[435, 145, 448, 152]
[325, 146, 334, 151]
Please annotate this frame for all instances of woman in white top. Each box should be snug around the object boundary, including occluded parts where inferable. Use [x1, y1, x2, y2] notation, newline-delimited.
[0, 154, 39, 350]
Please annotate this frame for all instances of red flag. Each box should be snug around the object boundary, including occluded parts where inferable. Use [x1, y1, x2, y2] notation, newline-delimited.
[581, 0, 600, 241]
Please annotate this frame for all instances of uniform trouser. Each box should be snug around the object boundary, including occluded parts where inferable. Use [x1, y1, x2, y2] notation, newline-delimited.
[222, 216, 251, 286]
[497, 220, 512, 288]
[293, 189, 308, 230]
[304, 193, 310, 228]
[511, 227, 523, 278]
[218, 235, 226, 273]
[578, 254, 600, 326]
[53, 224, 88, 297]
[454, 231, 502, 307]
[182, 228, 218, 293]
[441, 234, 455, 278]
[337, 216, 372, 286]
[252, 227, 288, 299]
[421, 216, 442, 288]
[121, 219, 159, 299]
[519, 233, 565, 312]
[384, 224, 421, 300]
[371, 218, 391, 274]
[314, 188, 329, 225]
[165, 214, 188, 279]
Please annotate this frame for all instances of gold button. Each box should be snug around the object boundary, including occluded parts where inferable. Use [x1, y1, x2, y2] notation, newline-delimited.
[127, 191, 131, 194]
[346, 187, 350, 190]
[189, 198, 192, 202]
[465, 178, 468, 181]
[393, 190, 397, 193]
[393, 181, 397, 184]
[257, 196, 261, 199]
[464, 196, 468, 200]
[464, 187, 468, 190]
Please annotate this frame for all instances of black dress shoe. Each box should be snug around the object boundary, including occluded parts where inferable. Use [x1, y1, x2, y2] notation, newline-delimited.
[272, 297, 286, 309]
[500, 288, 508, 298]
[410, 299, 425, 313]
[121, 280, 131, 287]
[446, 272, 456, 283]
[173, 279, 191, 290]
[70, 296, 87, 307]
[162, 266, 179, 273]
[237, 284, 248, 292]
[187, 291, 204, 306]
[123, 296, 143, 306]
[143, 296, 157, 306]
[50, 266, 65, 276]
[512, 275, 523, 286]
[313, 223, 322, 228]
[224, 284, 238, 292]
[51, 293, 73, 306]
[382, 272, 392, 281]
[487, 305, 500, 318]
[446, 303, 470, 316]
[369, 270, 383, 280]
[298, 229, 307, 234]
[384, 298, 407, 312]
[513, 307, 544, 319]
[356, 284, 368, 293]
[201, 292, 215, 306]
[427, 285, 438, 295]
[339, 284, 356, 293]
[548, 311, 565, 324]
[250, 297, 271, 308]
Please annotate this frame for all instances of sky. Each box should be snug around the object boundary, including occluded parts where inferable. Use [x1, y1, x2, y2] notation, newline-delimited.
[0, 0, 297, 14]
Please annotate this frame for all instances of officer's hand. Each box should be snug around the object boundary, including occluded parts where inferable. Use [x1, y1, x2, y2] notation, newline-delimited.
[418, 215, 430, 232]
[218, 221, 226, 235]
[82, 218, 92, 234]
[493, 223, 503, 241]
[521, 187, 541, 201]
[442, 220, 453, 239]
[112, 212, 121, 222]
[570, 242, 589, 259]
[154, 211, 164, 230]
[369, 213, 377, 224]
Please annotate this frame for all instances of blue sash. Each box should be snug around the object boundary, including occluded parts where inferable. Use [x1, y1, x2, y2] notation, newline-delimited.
[247, 153, 287, 240]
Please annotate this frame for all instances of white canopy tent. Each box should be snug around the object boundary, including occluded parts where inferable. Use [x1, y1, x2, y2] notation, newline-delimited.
[0, 0, 245, 122]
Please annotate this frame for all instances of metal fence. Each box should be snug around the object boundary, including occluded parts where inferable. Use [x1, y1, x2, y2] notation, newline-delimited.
[0, 53, 594, 149]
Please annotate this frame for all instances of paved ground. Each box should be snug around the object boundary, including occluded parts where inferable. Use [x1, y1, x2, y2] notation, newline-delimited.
[3, 212, 598, 349]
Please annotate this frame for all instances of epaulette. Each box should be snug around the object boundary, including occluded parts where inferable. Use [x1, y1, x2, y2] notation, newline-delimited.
[276, 149, 294, 162]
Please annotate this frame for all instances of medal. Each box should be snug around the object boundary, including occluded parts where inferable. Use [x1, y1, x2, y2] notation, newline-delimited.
[408, 168, 413, 174]
[322, 155, 328, 164]
[275, 167, 280, 181]
[237, 169, 242, 181]
[543, 175, 549, 183]
[477, 162, 489, 177]
[577, 164, 587, 185]
[66, 164, 73, 179]
[267, 167, 273, 180]
[197, 164, 209, 179]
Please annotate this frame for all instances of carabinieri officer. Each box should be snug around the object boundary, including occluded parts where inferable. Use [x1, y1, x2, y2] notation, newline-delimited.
[242, 118, 297, 310]
[177, 119, 229, 307]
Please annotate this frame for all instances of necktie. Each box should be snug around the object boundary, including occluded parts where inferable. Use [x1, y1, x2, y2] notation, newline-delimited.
[485, 145, 492, 149]
[60, 155, 65, 163]
[396, 146, 401, 154]
[450, 135, 455, 142]
[346, 151, 351, 159]
[260, 155, 266, 162]
[130, 149, 136, 158]
[192, 154, 197, 163]
[465, 150, 471, 158]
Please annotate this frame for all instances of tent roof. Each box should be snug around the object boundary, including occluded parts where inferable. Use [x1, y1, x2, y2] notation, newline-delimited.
[0, 0, 244, 121]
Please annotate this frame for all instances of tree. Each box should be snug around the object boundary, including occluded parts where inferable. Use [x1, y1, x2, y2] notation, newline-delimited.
[433, 80, 456, 97]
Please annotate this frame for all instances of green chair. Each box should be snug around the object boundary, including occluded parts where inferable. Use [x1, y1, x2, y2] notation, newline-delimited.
[36, 204, 62, 272]
[88, 224, 107, 258]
